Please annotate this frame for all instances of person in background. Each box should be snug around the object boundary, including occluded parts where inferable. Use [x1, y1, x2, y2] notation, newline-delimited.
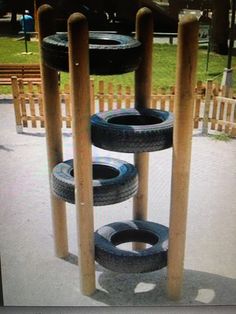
[199, 9, 211, 24]
[20, 10, 34, 41]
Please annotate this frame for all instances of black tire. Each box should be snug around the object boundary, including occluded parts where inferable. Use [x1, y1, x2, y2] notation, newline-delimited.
[51, 157, 138, 206]
[91, 108, 173, 153]
[94, 220, 168, 273]
[42, 32, 142, 74]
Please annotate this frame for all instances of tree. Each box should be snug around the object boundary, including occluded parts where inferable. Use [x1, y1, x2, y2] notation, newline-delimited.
[212, 0, 230, 55]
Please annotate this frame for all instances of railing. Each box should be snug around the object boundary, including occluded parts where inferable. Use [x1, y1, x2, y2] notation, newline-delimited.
[11, 77, 236, 137]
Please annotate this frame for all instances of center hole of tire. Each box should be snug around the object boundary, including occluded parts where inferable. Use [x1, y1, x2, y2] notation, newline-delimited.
[108, 115, 163, 126]
[111, 229, 159, 251]
[70, 164, 119, 180]
[93, 164, 119, 180]
[90, 38, 119, 45]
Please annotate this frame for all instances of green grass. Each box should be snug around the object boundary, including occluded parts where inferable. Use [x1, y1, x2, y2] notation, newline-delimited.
[209, 133, 232, 142]
[0, 36, 235, 94]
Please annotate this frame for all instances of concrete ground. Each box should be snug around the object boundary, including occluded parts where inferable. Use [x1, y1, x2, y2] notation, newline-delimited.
[0, 98, 236, 307]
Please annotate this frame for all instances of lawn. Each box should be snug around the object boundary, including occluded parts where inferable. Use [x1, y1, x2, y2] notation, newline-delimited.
[0, 36, 235, 94]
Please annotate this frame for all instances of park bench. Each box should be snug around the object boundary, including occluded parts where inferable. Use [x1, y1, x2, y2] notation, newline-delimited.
[0, 63, 41, 85]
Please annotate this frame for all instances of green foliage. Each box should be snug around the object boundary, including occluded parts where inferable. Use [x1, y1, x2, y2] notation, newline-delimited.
[209, 133, 232, 142]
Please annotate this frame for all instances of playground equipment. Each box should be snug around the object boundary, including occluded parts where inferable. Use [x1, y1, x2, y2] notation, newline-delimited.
[38, 4, 198, 300]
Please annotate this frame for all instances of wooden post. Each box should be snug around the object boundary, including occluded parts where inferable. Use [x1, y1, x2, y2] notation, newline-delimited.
[98, 81, 105, 112]
[211, 95, 217, 131]
[231, 102, 236, 137]
[167, 15, 198, 300]
[133, 7, 153, 251]
[202, 80, 213, 136]
[90, 78, 95, 114]
[125, 86, 131, 108]
[11, 76, 23, 133]
[68, 13, 96, 296]
[225, 100, 232, 134]
[108, 82, 113, 110]
[18, 80, 27, 128]
[193, 81, 202, 129]
[117, 84, 122, 109]
[38, 5, 68, 258]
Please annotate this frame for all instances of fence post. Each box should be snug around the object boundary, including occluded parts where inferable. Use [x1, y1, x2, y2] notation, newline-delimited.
[90, 78, 95, 114]
[167, 15, 198, 300]
[202, 79, 213, 136]
[231, 104, 236, 137]
[117, 84, 122, 109]
[98, 80, 105, 112]
[108, 82, 113, 110]
[11, 76, 23, 133]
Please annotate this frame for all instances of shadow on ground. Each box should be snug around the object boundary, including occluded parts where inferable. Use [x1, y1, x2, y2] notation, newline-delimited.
[91, 265, 236, 306]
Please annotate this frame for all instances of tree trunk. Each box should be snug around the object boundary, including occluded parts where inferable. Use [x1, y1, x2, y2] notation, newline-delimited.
[212, 0, 230, 55]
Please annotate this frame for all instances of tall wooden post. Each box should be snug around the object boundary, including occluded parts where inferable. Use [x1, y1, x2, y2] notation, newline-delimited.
[133, 8, 153, 252]
[167, 15, 199, 300]
[38, 5, 68, 258]
[68, 13, 96, 296]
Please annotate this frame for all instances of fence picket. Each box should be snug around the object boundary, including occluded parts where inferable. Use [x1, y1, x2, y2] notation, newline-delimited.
[125, 86, 131, 108]
[151, 89, 157, 108]
[217, 99, 225, 132]
[193, 81, 202, 129]
[65, 93, 71, 128]
[98, 80, 105, 112]
[90, 79, 95, 115]
[108, 82, 113, 111]
[160, 88, 166, 111]
[231, 102, 236, 136]
[18, 80, 27, 128]
[211, 96, 217, 130]
[38, 94, 45, 128]
[169, 95, 174, 112]
[29, 94, 37, 128]
[225, 101, 232, 134]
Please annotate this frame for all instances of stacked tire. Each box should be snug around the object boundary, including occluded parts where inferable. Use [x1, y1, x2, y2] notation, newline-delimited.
[43, 31, 173, 273]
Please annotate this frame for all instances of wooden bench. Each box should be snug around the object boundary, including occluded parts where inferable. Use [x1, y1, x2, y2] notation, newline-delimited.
[0, 64, 41, 85]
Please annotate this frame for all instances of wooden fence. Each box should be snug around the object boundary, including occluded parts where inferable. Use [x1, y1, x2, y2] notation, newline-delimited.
[11, 77, 236, 137]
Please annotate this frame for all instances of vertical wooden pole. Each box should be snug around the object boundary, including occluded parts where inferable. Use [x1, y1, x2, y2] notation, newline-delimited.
[133, 7, 153, 251]
[68, 13, 96, 296]
[38, 5, 68, 258]
[167, 15, 199, 300]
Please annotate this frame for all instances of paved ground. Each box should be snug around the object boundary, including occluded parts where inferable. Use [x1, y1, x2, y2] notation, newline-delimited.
[0, 99, 236, 307]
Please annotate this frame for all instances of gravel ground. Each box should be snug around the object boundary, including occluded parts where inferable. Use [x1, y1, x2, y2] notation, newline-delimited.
[0, 100, 236, 307]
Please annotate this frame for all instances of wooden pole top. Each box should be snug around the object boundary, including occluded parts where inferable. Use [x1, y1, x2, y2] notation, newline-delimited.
[68, 12, 87, 27]
[136, 6, 152, 18]
[37, 4, 53, 20]
[38, 4, 56, 40]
